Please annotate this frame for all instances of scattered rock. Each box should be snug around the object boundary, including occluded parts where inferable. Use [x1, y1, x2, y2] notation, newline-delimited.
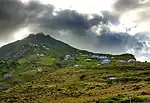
[141, 92, 150, 95]
[80, 75, 86, 80]
[4, 73, 12, 80]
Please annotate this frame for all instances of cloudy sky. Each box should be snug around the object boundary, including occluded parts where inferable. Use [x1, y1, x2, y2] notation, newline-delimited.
[0, 0, 150, 61]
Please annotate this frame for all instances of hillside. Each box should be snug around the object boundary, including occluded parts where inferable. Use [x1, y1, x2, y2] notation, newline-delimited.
[0, 33, 78, 60]
[0, 62, 150, 103]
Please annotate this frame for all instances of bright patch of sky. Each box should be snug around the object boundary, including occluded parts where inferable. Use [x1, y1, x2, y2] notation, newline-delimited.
[13, 27, 30, 40]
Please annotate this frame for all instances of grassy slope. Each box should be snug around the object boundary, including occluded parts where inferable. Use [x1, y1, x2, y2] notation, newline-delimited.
[0, 61, 150, 103]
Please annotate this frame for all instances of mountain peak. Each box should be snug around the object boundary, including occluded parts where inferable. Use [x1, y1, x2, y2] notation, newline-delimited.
[26, 32, 52, 40]
[22, 32, 56, 45]
[0, 33, 77, 60]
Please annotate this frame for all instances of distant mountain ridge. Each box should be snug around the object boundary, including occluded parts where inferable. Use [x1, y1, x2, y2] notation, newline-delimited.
[0, 32, 135, 60]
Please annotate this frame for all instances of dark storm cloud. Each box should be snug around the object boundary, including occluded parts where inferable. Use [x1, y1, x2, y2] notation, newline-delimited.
[0, 0, 55, 42]
[30, 9, 103, 36]
[95, 32, 149, 53]
[0, 0, 27, 42]
[0, 0, 103, 40]
[26, 1, 54, 22]
[114, 0, 140, 13]
[0, 0, 117, 39]
[0, 0, 149, 55]
[113, 0, 150, 14]
[101, 11, 120, 25]
[113, 0, 150, 30]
